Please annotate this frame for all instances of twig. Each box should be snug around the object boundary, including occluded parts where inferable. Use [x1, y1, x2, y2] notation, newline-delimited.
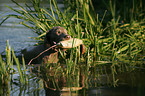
[28, 44, 59, 65]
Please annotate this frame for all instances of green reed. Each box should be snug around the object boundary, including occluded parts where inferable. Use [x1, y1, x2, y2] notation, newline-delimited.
[0, 0, 144, 58]
[12, 49, 28, 85]
[0, 0, 145, 90]
[0, 41, 28, 88]
[0, 41, 30, 95]
[0, 41, 13, 95]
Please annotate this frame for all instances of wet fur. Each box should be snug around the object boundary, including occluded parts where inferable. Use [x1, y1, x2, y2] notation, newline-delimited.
[22, 26, 71, 64]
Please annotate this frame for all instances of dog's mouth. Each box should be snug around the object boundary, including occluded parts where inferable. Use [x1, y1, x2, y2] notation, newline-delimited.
[52, 35, 71, 45]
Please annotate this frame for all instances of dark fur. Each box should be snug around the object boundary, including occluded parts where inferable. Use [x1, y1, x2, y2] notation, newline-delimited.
[22, 26, 71, 64]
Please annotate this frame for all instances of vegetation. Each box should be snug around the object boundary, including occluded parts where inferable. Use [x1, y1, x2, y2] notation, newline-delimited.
[0, 0, 145, 95]
[1, 0, 144, 62]
[0, 41, 11, 95]
[0, 41, 28, 95]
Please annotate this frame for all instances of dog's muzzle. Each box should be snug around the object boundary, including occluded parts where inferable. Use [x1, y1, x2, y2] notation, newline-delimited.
[53, 34, 71, 45]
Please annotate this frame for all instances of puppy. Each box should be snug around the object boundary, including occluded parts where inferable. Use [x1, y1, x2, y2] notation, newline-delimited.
[22, 26, 71, 64]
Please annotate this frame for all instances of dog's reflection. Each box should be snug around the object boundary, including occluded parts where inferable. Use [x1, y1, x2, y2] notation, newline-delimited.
[30, 64, 85, 96]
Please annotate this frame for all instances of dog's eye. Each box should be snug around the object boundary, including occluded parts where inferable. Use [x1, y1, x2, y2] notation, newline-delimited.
[57, 31, 61, 35]
[58, 31, 60, 34]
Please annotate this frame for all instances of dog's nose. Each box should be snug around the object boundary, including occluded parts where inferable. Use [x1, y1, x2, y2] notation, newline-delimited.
[64, 35, 71, 40]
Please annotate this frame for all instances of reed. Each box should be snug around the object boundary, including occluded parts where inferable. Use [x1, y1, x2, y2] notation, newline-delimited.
[0, 41, 13, 95]
[12, 49, 28, 85]
[0, 0, 145, 91]
[0, 41, 28, 88]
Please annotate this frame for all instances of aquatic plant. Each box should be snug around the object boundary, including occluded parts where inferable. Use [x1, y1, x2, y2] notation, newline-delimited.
[0, 41, 28, 95]
[0, 0, 145, 93]
[1, 0, 144, 64]
[0, 41, 12, 95]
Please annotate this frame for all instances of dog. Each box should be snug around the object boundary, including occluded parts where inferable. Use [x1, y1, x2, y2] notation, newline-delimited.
[22, 26, 85, 64]
[22, 26, 86, 93]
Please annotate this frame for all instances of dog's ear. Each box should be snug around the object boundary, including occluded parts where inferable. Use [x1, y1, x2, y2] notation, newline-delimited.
[44, 30, 51, 47]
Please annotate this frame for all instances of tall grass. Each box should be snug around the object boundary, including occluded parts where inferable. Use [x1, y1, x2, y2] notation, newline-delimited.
[0, 41, 12, 95]
[0, 0, 145, 90]
[0, 41, 28, 95]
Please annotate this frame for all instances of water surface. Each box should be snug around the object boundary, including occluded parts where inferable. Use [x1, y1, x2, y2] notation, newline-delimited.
[0, 0, 38, 53]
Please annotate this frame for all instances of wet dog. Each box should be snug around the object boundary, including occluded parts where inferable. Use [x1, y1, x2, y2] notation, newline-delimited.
[22, 26, 86, 93]
[21, 26, 79, 64]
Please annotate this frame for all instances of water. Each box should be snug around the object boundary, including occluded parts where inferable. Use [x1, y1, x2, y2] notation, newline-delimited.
[0, 0, 44, 95]
[0, 0, 145, 96]
[0, 0, 38, 54]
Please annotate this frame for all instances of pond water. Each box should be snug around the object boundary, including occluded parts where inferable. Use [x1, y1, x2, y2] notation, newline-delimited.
[0, 0, 38, 54]
[0, 0, 145, 96]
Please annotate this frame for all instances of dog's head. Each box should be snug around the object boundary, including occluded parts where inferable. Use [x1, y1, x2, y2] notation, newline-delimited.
[44, 26, 85, 56]
[44, 26, 71, 47]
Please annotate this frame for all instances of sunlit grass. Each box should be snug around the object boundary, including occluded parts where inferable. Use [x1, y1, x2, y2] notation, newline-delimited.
[0, 0, 145, 93]
[0, 0, 144, 63]
[0, 41, 29, 95]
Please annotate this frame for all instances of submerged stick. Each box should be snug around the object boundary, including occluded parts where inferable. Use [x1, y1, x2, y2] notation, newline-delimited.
[28, 44, 59, 65]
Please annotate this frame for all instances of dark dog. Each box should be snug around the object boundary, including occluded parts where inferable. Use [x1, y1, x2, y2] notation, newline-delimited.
[22, 26, 86, 93]
[22, 26, 72, 64]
